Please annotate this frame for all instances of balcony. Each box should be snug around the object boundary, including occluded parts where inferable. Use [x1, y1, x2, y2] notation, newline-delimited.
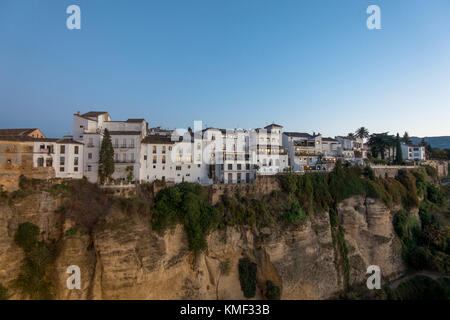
[114, 160, 136, 164]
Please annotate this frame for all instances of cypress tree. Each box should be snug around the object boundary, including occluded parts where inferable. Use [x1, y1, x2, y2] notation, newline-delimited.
[395, 133, 403, 165]
[99, 128, 115, 183]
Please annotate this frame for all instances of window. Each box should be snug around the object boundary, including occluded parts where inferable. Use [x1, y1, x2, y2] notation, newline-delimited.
[169, 146, 172, 151]
[122, 153, 127, 162]
[87, 165, 92, 172]
[237, 164, 242, 170]
[153, 146, 157, 153]
[130, 139, 135, 148]
[246, 163, 250, 170]
[60, 156, 65, 165]
[74, 157, 79, 166]
[114, 153, 118, 161]
[197, 143, 201, 150]
[197, 164, 201, 168]
[88, 153, 92, 159]
[144, 155, 147, 161]
[186, 155, 192, 163]
[114, 139, 118, 148]
[37, 158, 44, 167]
[88, 138, 93, 147]
[60, 145, 65, 154]
[74, 146, 79, 154]
[162, 155, 166, 164]
[130, 153, 134, 162]
[176, 155, 181, 162]
[46, 158, 52, 167]
[162, 146, 166, 154]
[153, 155, 157, 164]
[60, 167, 65, 172]
[228, 164, 233, 170]
[74, 167, 78, 172]
[176, 166, 182, 171]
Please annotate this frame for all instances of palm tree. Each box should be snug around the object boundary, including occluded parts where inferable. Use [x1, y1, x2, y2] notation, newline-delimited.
[355, 127, 369, 140]
[347, 132, 355, 139]
[368, 133, 394, 160]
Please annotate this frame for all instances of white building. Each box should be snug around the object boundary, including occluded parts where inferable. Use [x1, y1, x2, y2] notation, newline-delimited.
[401, 144, 426, 162]
[33, 137, 84, 179]
[282, 132, 323, 171]
[73, 111, 147, 183]
[140, 131, 211, 184]
[250, 124, 288, 176]
[335, 136, 365, 162]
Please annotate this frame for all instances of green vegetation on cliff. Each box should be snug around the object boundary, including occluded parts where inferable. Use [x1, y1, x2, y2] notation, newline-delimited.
[13, 222, 56, 299]
[151, 183, 221, 253]
[0, 284, 10, 300]
[238, 258, 257, 298]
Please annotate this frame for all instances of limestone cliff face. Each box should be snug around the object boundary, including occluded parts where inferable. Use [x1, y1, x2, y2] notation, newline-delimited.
[0, 193, 407, 300]
[337, 196, 406, 287]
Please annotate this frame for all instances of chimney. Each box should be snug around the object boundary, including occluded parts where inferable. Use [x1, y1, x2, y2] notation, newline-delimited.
[77, 111, 81, 115]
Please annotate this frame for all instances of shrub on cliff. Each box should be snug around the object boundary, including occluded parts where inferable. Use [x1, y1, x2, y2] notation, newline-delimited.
[151, 183, 221, 253]
[238, 258, 257, 298]
[13, 223, 55, 299]
[396, 170, 419, 208]
[14, 222, 40, 253]
[387, 275, 448, 300]
[265, 280, 280, 300]
[0, 284, 10, 300]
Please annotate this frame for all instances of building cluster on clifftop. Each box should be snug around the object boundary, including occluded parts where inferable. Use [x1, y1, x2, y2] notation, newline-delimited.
[0, 111, 427, 189]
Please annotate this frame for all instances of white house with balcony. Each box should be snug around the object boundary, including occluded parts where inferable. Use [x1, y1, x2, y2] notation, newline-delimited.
[250, 124, 288, 176]
[283, 132, 323, 172]
[32, 136, 84, 179]
[73, 111, 147, 183]
[336, 136, 365, 161]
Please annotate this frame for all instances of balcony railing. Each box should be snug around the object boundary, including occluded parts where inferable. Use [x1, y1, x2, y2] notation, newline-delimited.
[114, 160, 136, 164]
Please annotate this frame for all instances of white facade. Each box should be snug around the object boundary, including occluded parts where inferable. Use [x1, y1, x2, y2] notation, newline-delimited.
[283, 132, 323, 171]
[401, 144, 426, 162]
[73, 112, 147, 183]
[250, 124, 288, 176]
[140, 133, 211, 184]
[32, 137, 84, 179]
[336, 136, 365, 161]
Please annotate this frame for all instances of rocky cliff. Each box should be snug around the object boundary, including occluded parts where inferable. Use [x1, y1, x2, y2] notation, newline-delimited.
[0, 187, 408, 300]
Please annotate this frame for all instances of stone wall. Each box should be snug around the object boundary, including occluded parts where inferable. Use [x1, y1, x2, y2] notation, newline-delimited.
[208, 175, 281, 205]
[370, 165, 419, 179]
[0, 140, 55, 191]
[422, 160, 449, 178]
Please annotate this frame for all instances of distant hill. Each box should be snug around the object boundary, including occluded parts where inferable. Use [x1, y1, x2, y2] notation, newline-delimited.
[410, 136, 450, 149]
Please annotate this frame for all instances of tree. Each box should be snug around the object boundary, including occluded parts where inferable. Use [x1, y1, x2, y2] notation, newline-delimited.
[368, 133, 393, 160]
[420, 138, 433, 157]
[98, 128, 115, 184]
[402, 132, 412, 144]
[347, 132, 355, 139]
[355, 127, 369, 140]
[395, 133, 403, 165]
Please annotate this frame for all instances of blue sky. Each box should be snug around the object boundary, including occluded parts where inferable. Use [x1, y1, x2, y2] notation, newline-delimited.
[0, 0, 449, 138]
